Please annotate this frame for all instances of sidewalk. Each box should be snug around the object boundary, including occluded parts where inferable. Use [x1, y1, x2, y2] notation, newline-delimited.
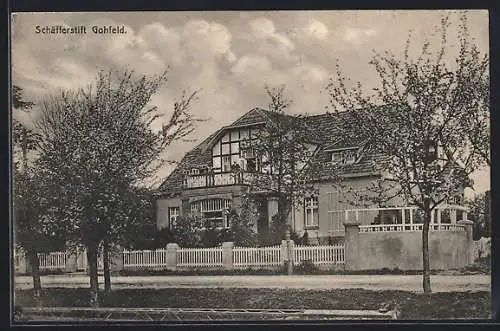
[14, 274, 491, 293]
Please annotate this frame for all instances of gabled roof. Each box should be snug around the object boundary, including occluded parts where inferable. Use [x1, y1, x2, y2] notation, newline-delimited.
[157, 108, 382, 195]
[204, 108, 300, 151]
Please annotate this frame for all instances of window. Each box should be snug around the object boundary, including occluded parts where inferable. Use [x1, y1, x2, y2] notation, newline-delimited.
[231, 142, 239, 154]
[246, 158, 257, 172]
[241, 148, 257, 172]
[305, 196, 319, 228]
[222, 143, 230, 155]
[332, 152, 343, 163]
[212, 142, 221, 156]
[212, 127, 260, 176]
[190, 168, 200, 175]
[331, 149, 357, 165]
[212, 157, 221, 171]
[190, 199, 232, 228]
[240, 129, 249, 140]
[222, 156, 231, 172]
[343, 149, 356, 164]
[241, 148, 255, 159]
[168, 207, 180, 227]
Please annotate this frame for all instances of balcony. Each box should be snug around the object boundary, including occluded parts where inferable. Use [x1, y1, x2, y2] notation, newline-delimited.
[182, 172, 271, 189]
[343, 205, 468, 233]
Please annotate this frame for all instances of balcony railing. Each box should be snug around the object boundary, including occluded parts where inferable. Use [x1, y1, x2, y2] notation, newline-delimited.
[183, 172, 272, 189]
[342, 205, 469, 233]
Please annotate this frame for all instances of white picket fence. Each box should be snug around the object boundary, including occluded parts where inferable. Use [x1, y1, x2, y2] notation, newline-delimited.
[38, 252, 67, 270]
[294, 244, 345, 265]
[76, 249, 104, 271]
[177, 247, 223, 268]
[233, 245, 282, 268]
[16, 243, 346, 273]
[123, 249, 168, 269]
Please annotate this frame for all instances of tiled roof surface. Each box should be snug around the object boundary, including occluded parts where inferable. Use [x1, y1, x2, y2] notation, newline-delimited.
[229, 108, 268, 127]
[158, 109, 386, 194]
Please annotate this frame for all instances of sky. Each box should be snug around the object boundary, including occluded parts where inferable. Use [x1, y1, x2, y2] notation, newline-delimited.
[11, 10, 490, 196]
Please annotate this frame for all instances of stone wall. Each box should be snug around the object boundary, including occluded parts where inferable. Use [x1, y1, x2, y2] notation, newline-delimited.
[343, 220, 473, 271]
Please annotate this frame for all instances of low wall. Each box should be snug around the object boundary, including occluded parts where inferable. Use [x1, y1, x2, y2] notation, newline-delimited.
[344, 220, 473, 271]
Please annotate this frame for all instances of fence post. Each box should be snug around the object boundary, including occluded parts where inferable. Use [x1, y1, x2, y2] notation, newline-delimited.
[16, 249, 27, 274]
[281, 230, 294, 275]
[222, 242, 234, 270]
[458, 220, 474, 265]
[166, 243, 179, 271]
[343, 220, 361, 271]
[110, 246, 124, 273]
[65, 251, 78, 273]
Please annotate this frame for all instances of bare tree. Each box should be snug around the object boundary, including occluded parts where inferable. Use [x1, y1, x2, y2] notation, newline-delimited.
[245, 86, 328, 244]
[325, 13, 488, 294]
[35, 69, 200, 306]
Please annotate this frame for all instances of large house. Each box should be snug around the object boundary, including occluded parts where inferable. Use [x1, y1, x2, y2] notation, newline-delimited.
[155, 108, 467, 244]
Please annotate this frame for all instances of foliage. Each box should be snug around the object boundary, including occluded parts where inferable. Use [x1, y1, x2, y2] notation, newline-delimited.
[466, 191, 490, 240]
[200, 221, 222, 248]
[12, 85, 46, 297]
[325, 13, 488, 294]
[228, 198, 258, 247]
[33, 69, 199, 305]
[13, 167, 51, 253]
[295, 259, 318, 274]
[116, 186, 156, 250]
[169, 215, 203, 247]
[153, 227, 177, 248]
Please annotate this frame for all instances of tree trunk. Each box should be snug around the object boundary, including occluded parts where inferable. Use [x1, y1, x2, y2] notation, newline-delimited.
[86, 244, 99, 307]
[28, 248, 42, 301]
[21, 143, 28, 174]
[422, 209, 432, 295]
[103, 239, 111, 293]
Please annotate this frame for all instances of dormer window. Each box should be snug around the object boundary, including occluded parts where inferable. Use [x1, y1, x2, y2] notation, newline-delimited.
[190, 168, 200, 175]
[331, 148, 357, 165]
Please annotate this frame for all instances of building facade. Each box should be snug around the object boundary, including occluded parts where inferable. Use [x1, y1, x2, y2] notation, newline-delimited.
[155, 108, 467, 244]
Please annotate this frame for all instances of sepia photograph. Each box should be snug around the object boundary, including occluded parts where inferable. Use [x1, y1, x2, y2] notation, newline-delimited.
[10, 9, 491, 323]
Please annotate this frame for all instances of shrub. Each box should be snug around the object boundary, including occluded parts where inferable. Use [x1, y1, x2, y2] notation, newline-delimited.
[295, 259, 318, 274]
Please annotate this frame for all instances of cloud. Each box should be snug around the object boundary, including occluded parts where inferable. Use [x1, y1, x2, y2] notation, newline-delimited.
[11, 11, 489, 192]
[182, 20, 235, 63]
[340, 26, 378, 44]
[291, 62, 328, 83]
[249, 17, 295, 51]
[138, 23, 184, 65]
[302, 19, 330, 40]
[231, 54, 272, 74]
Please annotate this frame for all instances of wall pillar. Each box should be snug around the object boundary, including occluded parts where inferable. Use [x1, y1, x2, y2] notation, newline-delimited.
[166, 243, 179, 271]
[15, 249, 27, 274]
[458, 220, 474, 265]
[181, 199, 190, 218]
[450, 209, 457, 224]
[281, 239, 295, 274]
[222, 242, 234, 270]
[110, 247, 124, 273]
[343, 220, 361, 271]
[65, 252, 78, 273]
